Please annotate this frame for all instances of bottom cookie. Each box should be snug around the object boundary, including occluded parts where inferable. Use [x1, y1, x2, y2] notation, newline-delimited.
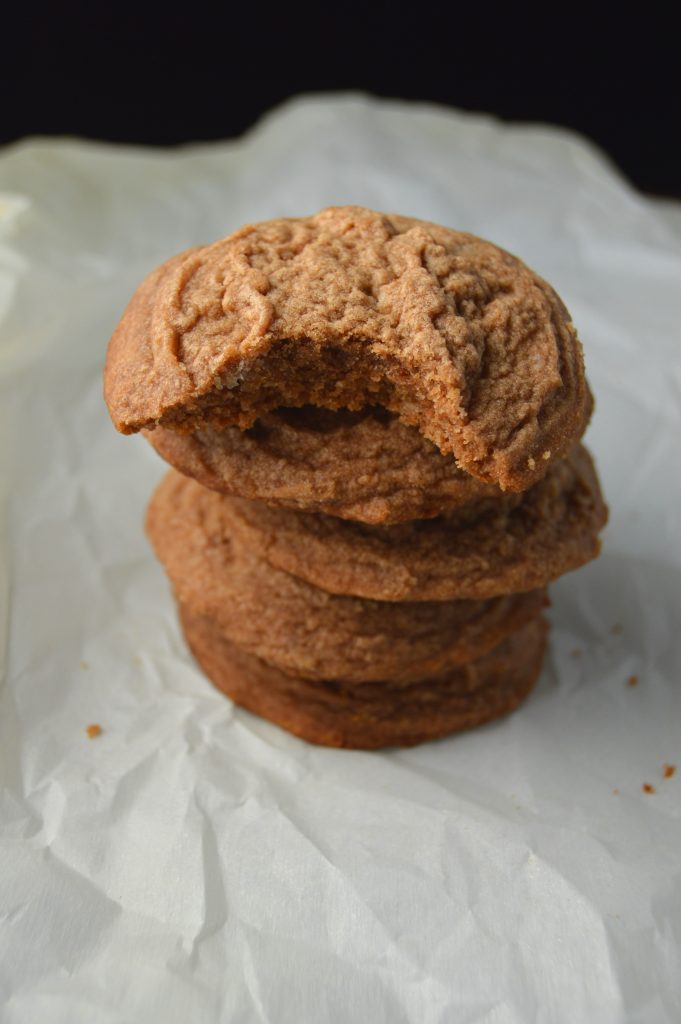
[180, 606, 549, 749]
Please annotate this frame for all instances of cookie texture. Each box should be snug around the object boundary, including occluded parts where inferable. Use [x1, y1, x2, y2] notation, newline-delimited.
[106, 206, 592, 491]
[147, 469, 546, 683]
[144, 406, 503, 524]
[180, 606, 548, 749]
[212, 445, 607, 602]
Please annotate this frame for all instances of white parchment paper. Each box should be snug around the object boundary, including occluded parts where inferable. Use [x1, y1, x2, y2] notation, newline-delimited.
[1, 94, 680, 1024]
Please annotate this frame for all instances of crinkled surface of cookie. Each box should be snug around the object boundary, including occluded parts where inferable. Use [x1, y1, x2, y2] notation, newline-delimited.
[222, 445, 607, 602]
[147, 469, 546, 683]
[106, 206, 592, 490]
[180, 606, 548, 749]
[145, 406, 502, 524]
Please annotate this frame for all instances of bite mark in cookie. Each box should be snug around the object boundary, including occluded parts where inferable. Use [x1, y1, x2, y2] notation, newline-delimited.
[105, 206, 592, 490]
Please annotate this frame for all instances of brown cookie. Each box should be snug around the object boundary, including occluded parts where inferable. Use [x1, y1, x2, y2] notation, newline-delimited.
[105, 206, 592, 491]
[220, 445, 607, 602]
[180, 605, 549, 749]
[147, 469, 547, 683]
[144, 405, 504, 525]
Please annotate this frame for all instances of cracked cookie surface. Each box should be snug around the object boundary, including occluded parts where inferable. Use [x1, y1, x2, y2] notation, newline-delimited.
[106, 206, 591, 490]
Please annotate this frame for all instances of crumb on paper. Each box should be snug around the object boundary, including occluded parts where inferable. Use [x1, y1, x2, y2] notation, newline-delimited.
[571, 648, 582, 658]
[79, 660, 89, 670]
[663, 764, 676, 779]
[132, 654, 143, 667]
[610, 623, 623, 636]
[642, 783, 655, 795]
[86, 724, 102, 739]
[627, 675, 639, 687]
[612, 788, 620, 795]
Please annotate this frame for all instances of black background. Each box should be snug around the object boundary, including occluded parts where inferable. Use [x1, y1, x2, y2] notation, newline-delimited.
[4, 4, 679, 197]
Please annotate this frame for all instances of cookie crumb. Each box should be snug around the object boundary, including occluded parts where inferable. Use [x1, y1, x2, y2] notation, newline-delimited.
[79, 660, 89, 670]
[571, 648, 582, 658]
[542, 450, 551, 460]
[610, 623, 623, 636]
[642, 783, 655, 795]
[663, 764, 676, 779]
[86, 724, 102, 739]
[612, 788, 619, 795]
[527, 456, 536, 470]
[132, 654, 143, 667]
[627, 675, 639, 687]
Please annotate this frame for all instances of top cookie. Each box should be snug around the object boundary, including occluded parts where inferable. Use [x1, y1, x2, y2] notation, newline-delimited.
[104, 206, 592, 490]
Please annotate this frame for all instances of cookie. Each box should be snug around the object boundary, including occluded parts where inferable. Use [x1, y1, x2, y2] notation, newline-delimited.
[220, 445, 607, 602]
[180, 605, 549, 749]
[147, 469, 547, 683]
[144, 405, 504, 525]
[105, 206, 592, 491]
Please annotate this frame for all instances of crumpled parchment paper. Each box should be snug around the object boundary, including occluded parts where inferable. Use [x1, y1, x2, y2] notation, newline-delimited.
[1, 94, 680, 1024]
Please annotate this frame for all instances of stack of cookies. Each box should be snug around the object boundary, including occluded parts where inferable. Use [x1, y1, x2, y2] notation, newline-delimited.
[104, 207, 607, 748]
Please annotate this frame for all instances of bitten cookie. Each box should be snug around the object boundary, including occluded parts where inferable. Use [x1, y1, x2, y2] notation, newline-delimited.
[105, 206, 592, 491]
[147, 469, 547, 683]
[210, 445, 608, 602]
[180, 606, 549, 749]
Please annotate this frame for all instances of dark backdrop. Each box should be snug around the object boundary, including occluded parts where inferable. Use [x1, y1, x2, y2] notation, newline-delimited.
[4, 4, 679, 197]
